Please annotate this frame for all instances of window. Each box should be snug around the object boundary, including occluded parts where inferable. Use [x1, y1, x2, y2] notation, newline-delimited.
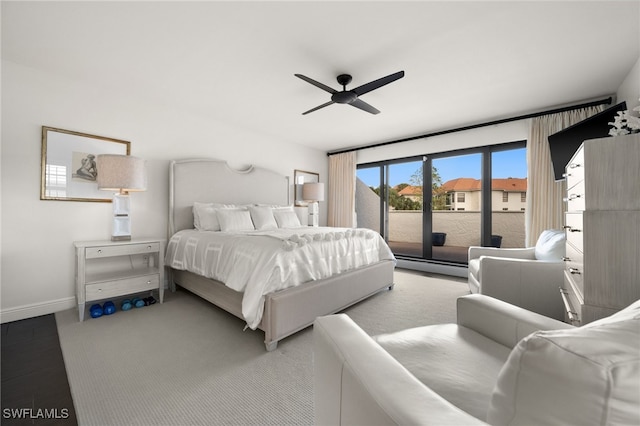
[357, 140, 526, 265]
[521, 192, 526, 202]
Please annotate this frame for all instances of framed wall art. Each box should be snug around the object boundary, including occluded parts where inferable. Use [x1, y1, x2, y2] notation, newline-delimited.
[40, 126, 131, 202]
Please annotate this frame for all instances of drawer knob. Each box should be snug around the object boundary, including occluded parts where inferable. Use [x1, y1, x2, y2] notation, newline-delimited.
[569, 163, 582, 169]
[147, 280, 152, 284]
[569, 267, 581, 275]
[562, 256, 571, 262]
[97, 249, 102, 254]
[147, 245, 152, 249]
[568, 194, 582, 200]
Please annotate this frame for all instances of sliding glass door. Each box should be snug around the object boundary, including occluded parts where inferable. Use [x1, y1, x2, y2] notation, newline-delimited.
[356, 141, 526, 265]
[430, 153, 482, 263]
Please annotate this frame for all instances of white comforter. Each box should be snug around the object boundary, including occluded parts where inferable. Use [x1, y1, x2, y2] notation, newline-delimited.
[165, 227, 395, 329]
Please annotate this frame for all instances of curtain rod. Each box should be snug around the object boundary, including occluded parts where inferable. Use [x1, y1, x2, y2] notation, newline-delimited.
[326, 96, 613, 157]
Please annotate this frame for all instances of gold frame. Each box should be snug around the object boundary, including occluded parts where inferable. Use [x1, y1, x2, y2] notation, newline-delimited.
[293, 169, 319, 205]
[40, 126, 131, 202]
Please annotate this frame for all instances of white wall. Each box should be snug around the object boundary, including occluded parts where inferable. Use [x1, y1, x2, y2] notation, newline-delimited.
[617, 56, 640, 111]
[357, 120, 530, 164]
[0, 60, 328, 322]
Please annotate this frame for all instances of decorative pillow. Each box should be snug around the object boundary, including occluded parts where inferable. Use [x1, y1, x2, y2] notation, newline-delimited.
[193, 202, 226, 231]
[249, 206, 278, 230]
[487, 299, 640, 426]
[216, 209, 255, 232]
[534, 229, 565, 261]
[273, 209, 302, 228]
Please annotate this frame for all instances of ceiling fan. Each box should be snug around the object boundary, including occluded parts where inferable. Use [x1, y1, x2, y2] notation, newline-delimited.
[295, 70, 405, 115]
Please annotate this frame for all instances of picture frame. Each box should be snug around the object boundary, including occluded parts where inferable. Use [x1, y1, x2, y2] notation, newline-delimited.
[40, 126, 131, 202]
[293, 169, 319, 205]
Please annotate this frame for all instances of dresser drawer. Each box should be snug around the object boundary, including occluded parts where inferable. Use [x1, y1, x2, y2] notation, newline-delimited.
[565, 146, 584, 190]
[564, 213, 584, 249]
[560, 279, 582, 326]
[565, 180, 585, 212]
[85, 274, 159, 301]
[86, 242, 161, 259]
[564, 261, 584, 300]
[563, 240, 583, 265]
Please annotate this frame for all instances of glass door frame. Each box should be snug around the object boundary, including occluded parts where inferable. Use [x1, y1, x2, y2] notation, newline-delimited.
[357, 140, 526, 263]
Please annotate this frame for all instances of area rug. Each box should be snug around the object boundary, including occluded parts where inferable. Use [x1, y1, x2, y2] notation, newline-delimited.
[55, 269, 469, 425]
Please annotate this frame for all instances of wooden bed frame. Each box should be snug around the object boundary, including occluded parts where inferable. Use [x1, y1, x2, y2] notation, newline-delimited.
[168, 159, 395, 351]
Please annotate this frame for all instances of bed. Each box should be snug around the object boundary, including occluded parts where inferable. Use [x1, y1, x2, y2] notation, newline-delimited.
[166, 159, 396, 351]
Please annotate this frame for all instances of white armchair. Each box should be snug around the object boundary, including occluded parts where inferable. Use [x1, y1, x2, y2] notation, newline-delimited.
[467, 229, 566, 320]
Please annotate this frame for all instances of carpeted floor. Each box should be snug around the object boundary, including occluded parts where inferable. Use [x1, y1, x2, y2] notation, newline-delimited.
[55, 269, 469, 425]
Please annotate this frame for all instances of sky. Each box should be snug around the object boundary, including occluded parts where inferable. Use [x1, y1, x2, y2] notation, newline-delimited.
[357, 148, 527, 187]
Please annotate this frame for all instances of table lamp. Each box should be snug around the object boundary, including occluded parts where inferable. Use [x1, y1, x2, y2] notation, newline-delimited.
[302, 182, 324, 227]
[96, 154, 147, 241]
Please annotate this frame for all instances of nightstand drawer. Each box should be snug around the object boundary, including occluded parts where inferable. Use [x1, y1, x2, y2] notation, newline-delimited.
[86, 242, 160, 259]
[86, 274, 159, 301]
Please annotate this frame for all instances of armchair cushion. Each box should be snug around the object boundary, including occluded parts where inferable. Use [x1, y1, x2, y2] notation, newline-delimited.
[374, 324, 511, 420]
[488, 299, 640, 426]
[533, 229, 565, 261]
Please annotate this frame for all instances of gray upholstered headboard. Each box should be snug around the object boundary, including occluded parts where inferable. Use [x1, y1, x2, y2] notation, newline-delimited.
[169, 159, 290, 235]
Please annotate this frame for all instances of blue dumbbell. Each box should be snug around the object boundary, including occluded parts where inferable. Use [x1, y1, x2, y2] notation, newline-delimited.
[121, 299, 132, 311]
[103, 301, 116, 315]
[132, 297, 145, 308]
[90, 304, 103, 318]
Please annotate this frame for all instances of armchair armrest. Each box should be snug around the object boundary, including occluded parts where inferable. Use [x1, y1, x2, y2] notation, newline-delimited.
[314, 314, 487, 426]
[478, 256, 566, 320]
[468, 246, 536, 261]
[457, 294, 572, 349]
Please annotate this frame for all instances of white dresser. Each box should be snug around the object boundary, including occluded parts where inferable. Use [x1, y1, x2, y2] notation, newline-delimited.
[560, 134, 640, 325]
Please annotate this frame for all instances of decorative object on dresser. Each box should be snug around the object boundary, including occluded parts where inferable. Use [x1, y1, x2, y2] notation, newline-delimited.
[40, 126, 130, 202]
[467, 229, 566, 320]
[302, 182, 324, 227]
[74, 238, 165, 321]
[96, 154, 147, 241]
[561, 134, 640, 325]
[167, 159, 395, 351]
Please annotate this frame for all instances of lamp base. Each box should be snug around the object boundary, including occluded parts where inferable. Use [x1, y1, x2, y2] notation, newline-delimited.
[111, 235, 132, 242]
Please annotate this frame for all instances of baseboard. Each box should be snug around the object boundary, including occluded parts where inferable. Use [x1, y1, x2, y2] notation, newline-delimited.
[0, 297, 76, 324]
[396, 259, 468, 278]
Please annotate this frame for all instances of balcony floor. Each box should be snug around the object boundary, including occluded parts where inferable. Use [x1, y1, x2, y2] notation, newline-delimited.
[388, 241, 469, 264]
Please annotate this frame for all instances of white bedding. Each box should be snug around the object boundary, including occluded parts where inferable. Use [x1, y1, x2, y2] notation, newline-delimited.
[165, 227, 395, 329]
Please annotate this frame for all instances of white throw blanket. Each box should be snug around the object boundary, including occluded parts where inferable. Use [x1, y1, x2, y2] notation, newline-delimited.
[165, 227, 396, 329]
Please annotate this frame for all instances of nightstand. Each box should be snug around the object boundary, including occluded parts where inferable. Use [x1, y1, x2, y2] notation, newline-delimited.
[74, 238, 165, 321]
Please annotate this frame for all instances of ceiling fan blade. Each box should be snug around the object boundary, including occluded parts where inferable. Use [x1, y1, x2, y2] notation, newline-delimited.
[352, 70, 405, 97]
[349, 98, 380, 115]
[302, 100, 336, 115]
[295, 74, 337, 94]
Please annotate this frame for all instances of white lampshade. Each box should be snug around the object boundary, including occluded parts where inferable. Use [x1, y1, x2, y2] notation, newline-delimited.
[302, 182, 324, 202]
[96, 154, 147, 193]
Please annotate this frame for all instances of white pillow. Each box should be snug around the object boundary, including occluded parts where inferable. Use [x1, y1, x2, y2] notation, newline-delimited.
[488, 299, 640, 426]
[273, 209, 302, 228]
[534, 229, 565, 261]
[217, 209, 255, 232]
[193, 202, 225, 231]
[249, 206, 278, 230]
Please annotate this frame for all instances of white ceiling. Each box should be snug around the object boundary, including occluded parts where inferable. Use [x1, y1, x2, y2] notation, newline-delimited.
[3, 1, 639, 153]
